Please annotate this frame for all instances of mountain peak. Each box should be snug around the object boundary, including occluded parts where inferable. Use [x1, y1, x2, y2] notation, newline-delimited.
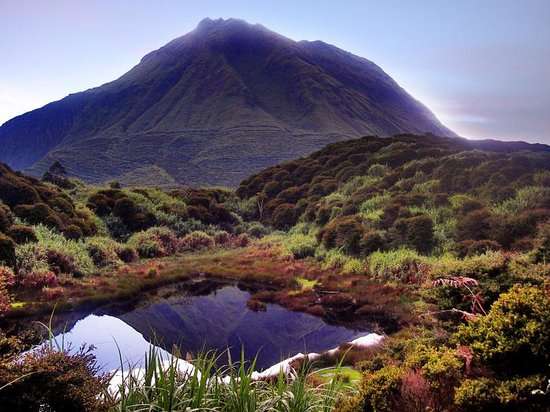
[0, 18, 455, 186]
[195, 17, 263, 34]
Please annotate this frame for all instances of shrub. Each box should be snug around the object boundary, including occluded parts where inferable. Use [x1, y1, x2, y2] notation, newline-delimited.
[0, 202, 14, 232]
[85, 237, 122, 268]
[63, 224, 83, 240]
[213, 230, 230, 246]
[116, 245, 138, 263]
[0, 234, 16, 267]
[454, 239, 501, 258]
[455, 285, 550, 373]
[20, 270, 58, 289]
[0, 266, 15, 313]
[233, 233, 250, 248]
[318, 215, 366, 255]
[272, 203, 297, 230]
[361, 365, 404, 412]
[360, 230, 384, 255]
[0, 347, 108, 412]
[246, 221, 270, 238]
[13, 203, 63, 230]
[455, 209, 493, 241]
[32, 225, 95, 276]
[7, 225, 37, 244]
[180, 231, 214, 251]
[392, 215, 435, 254]
[368, 248, 427, 282]
[454, 376, 547, 412]
[128, 227, 179, 258]
[533, 221, 550, 263]
[46, 249, 77, 275]
[284, 233, 317, 259]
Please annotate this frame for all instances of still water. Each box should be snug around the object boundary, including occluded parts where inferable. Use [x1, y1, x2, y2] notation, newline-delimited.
[51, 284, 365, 371]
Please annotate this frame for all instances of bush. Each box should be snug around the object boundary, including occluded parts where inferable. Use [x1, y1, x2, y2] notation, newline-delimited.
[20, 270, 58, 289]
[272, 203, 297, 230]
[361, 365, 404, 412]
[392, 215, 435, 254]
[318, 215, 366, 255]
[533, 221, 550, 263]
[455, 209, 494, 242]
[368, 248, 427, 282]
[454, 376, 547, 412]
[246, 221, 270, 238]
[213, 230, 230, 246]
[180, 231, 214, 251]
[63, 224, 83, 240]
[116, 245, 138, 263]
[454, 239, 501, 258]
[128, 227, 179, 258]
[0, 234, 16, 267]
[85, 237, 122, 268]
[284, 233, 317, 259]
[0, 266, 15, 313]
[7, 225, 37, 244]
[13, 203, 63, 230]
[0, 347, 108, 412]
[0, 202, 14, 232]
[31, 225, 95, 277]
[455, 285, 550, 373]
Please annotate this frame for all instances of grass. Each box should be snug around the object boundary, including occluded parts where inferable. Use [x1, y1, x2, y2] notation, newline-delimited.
[312, 366, 362, 385]
[107, 347, 347, 412]
[296, 277, 317, 290]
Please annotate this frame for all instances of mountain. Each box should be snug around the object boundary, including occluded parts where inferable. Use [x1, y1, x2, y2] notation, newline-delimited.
[0, 18, 455, 187]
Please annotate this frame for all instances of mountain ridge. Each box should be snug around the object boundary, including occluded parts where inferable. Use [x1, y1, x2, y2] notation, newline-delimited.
[0, 17, 455, 186]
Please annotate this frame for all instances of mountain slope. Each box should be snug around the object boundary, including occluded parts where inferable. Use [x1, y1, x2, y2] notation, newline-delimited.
[0, 18, 455, 186]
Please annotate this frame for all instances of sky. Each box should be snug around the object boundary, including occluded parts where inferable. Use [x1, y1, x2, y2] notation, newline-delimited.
[1, 0, 549, 143]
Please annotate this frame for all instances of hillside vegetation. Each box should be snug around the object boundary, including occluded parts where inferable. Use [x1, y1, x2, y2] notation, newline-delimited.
[0, 18, 453, 186]
[237, 134, 550, 411]
[0, 134, 549, 411]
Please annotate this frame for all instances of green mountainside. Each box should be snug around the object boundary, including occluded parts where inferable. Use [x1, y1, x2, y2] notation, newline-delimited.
[0, 18, 453, 187]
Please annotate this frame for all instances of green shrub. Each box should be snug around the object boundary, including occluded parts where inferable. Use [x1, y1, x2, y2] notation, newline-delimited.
[245, 221, 270, 238]
[272, 203, 297, 230]
[180, 231, 214, 251]
[31, 225, 95, 276]
[361, 365, 404, 412]
[85, 237, 122, 268]
[455, 285, 550, 373]
[454, 376, 547, 412]
[0, 347, 108, 412]
[368, 248, 426, 282]
[533, 221, 550, 263]
[128, 227, 179, 258]
[318, 215, 366, 255]
[392, 215, 435, 254]
[284, 233, 317, 259]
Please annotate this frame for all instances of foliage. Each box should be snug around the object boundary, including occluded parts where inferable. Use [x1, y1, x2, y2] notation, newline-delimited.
[455, 285, 550, 372]
[0, 346, 108, 412]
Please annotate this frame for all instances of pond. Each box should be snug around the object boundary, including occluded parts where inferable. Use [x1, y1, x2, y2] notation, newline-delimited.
[49, 282, 366, 371]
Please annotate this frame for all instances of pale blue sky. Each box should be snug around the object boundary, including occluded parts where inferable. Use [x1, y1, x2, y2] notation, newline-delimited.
[1, 0, 549, 142]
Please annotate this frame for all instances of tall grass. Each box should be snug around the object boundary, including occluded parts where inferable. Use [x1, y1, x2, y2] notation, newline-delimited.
[107, 347, 347, 412]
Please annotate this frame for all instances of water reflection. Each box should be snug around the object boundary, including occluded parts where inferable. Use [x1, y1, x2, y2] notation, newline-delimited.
[53, 285, 365, 370]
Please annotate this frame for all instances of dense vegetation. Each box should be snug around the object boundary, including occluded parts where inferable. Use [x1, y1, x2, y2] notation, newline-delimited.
[1, 134, 549, 411]
[236, 135, 550, 411]
[0, 162, 265, 313]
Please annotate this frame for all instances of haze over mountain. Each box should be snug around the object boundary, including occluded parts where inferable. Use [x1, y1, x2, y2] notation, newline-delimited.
[0, 18, 455, 186]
